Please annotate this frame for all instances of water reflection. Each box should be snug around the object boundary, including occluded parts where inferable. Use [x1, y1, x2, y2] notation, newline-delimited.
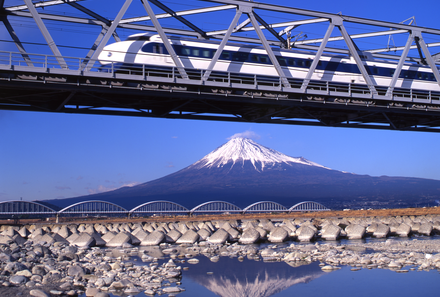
[183, 257, 325, 297]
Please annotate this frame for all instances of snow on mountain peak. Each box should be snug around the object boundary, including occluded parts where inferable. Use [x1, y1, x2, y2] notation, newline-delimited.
[193, 137, 328, 171]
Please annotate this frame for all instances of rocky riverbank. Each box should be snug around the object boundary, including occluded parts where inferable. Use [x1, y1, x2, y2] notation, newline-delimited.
[1, 214, 440, 296]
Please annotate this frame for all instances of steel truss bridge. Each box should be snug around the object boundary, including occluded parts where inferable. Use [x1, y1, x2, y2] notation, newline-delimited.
[0, 200, 330, 218]
[1, 1, 440, 131]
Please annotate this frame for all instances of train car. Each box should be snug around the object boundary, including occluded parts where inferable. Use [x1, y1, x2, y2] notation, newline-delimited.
[98, 33, 440, 92]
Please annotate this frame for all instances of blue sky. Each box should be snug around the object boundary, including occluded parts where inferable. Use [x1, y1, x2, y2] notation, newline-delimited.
[1, 0, 440, 201]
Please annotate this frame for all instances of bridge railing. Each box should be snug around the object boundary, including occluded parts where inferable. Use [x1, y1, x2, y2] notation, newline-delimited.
[2, 50, 440, 106]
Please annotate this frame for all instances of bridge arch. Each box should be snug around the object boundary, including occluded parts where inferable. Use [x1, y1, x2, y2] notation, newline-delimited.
[129, 201, 189, 215]
[0, 201, 56, 215]
[58, 200, 128, 215]
[243, 201, 288, 213]
[289, 201, 330, 212]
[190, 201, 242, 215]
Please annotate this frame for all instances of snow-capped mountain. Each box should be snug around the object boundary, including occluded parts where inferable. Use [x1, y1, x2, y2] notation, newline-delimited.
[41, 137, 440, 210]
[191, 137, 327, 171]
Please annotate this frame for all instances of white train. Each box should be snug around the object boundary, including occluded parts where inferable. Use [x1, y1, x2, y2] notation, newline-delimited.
[98, 33, 440, 92]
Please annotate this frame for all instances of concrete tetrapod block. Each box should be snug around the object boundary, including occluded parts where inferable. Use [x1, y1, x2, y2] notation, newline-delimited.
[165, 229, 182, 243]
[373, 224, 390, 238]
[106, 232, 131, 247]
[197, 228, 211, 241]
[176, 229, 199, 244]
[255, 227, 267, 239]
[395, 223, 411, 237]
[239, 227, 260, 244]
[345, 224, 366, 239]
[18, 226, 30, 239]
[227, 228, 240, 241]
[72, 233, 96, 248]
[132, 229, 149, 242]
[282, 220, 297, 234]
[418, 223, 433, 236]
[366, 222, 378, 234]
[208, 229, 229, 244]
[321, 224, 341, 241]
[84, 225, 96, 234]
[177, 223, 189, 235]
[90, 232, 106, 246]
[56, 226, 72, 239]
[141, 231, 165, 246]
[411, 223, 421, 232]
[66, 233, 80, 244]
[268, 227, 288, 243]
[220, 222, 233, 231]
[101, 231, 117, 243]
[259, 219, 275, 232]
[297, 226, 316, 242]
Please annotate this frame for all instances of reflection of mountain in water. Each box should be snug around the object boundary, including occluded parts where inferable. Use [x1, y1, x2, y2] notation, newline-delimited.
[184, 257, 325, 297]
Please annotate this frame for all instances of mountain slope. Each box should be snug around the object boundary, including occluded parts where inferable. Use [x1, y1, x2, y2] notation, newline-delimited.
[41, 137, 440, 210]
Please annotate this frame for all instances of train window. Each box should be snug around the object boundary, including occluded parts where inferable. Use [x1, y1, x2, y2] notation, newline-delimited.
[154, 44, 162, 54]
[232, 52, 249, 61]
[260, 55, 269, 63]
[182, 47, 191, 56]
[141, 44, 153, 53]
[277, 57, 287, 66]
[202, 50, 211, 58]
[193, 49, 200, 56]
[221, 51, 231, 60]
[250, 54, 259, 62]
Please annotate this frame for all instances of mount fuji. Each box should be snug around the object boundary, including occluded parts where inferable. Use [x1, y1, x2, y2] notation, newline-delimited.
[41, 137, 440, 210]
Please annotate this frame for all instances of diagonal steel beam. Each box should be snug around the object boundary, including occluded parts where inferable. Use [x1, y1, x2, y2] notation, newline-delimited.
[386, 32, 414, 97]
[414, 36, 427, 65]
[382, 112, 397, 129]
[80, 27, 106, 68]
[67, 2, 120, 42]
[149, 0, 208, 39]
[202, 9, 242, 81]
[246, 8, 290, 88]
[5, 0, 83, 12]
[23, 0, 67, 69]
[85, 0, 132, 71]
[335, 17, 377, 95]
[56, 91, 76, 111]
[234, 18, 251, 32]
[1, 16, 33, 66]
[141, 0, 188, 79]
[300, 22, 334, 92]
[252, 11, 286, 48]
[415, 31, 440, 87]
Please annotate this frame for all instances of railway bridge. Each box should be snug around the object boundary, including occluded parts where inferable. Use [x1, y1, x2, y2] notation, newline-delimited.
[1, 0, 440, 131]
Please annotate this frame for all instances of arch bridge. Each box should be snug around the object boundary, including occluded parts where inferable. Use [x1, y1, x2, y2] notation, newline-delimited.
[1, 1, 440, 131]
[0, 200, 331, 218]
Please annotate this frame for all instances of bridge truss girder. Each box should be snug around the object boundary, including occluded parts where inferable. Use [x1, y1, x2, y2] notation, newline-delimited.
[1, 1, 440, 131]
[0, 69, 439, 132]
[3, 0, 440, 69]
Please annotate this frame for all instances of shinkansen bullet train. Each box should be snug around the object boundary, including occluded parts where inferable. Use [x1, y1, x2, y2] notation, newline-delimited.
[98, 33, 440, 92]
